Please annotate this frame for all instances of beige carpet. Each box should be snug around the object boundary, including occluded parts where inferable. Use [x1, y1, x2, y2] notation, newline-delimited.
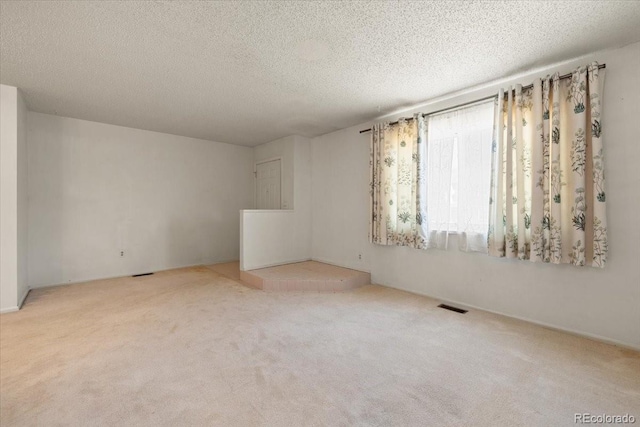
[1, 265, 639, 426]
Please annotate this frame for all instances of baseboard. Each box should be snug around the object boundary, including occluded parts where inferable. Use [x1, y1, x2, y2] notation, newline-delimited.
[30, 261, 227, 290]
[0, 287, 31, 314]
[208, 259, 240, 266]
[242, 257, 311, 271]
[311, 257, 370, 273]
[18, 287, 30, 309]
[378, 282, 640, 352]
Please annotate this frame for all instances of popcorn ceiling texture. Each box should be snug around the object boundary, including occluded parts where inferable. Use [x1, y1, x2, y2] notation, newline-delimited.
[1, 1, 639, 146]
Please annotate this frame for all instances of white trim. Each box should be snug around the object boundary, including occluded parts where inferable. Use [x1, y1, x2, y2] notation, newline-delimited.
[0, 288, 31, 314]
[255, 156, 282, 165]
[29, 260, 238, 290]
[0, 306, 19, 314]
[18, 287, 30, 309]
[13, 262, 634, 350]
[240, 209, 295, 214]
[311, 257, 370, 273]
[242, 257, 311, 272]
[208, 259, 239, 266]
[239, 209, 244, 271]
[254, 157, 283, 209]
[377, 282, 640, 352]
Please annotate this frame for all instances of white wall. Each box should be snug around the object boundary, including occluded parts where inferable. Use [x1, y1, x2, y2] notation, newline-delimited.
[253, 136, 295, 209]
[293, 136, 312, 258]
[311, 41, 640, 349]
[28, 113, 254, 287]
[1, 84, 19, 311]
[240, 210, 310, 270]
[241, 136, 312, 270]
[311, 127, 370, 272]
[0, 84, 28, 312]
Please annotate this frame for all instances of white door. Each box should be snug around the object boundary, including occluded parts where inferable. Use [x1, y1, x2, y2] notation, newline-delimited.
[256, 159, 281, 209]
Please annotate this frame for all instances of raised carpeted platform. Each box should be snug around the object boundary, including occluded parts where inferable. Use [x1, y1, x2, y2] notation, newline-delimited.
[2, 266, 639, 426]
[237, 261, 370, 291]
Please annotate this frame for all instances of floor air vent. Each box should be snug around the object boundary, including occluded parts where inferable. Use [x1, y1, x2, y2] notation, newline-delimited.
[132, 272, 154, 277]
[438, 304, 468, 314]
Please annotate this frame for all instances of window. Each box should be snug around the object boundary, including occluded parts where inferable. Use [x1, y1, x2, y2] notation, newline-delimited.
[369, 101, 495, 252]
[426, 100, 494, 251]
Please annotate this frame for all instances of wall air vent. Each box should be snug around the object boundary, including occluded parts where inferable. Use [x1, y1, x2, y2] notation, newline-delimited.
[437, 304, 468, 314]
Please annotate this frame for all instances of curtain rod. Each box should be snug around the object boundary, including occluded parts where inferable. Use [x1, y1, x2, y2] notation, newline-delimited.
[359, 63, 606, 134]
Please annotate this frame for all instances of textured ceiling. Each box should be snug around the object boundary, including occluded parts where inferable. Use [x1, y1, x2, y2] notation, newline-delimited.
[1, 1, 640, 146]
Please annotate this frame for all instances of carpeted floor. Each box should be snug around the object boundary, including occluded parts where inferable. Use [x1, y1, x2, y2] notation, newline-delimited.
[1, 265, 639, 426]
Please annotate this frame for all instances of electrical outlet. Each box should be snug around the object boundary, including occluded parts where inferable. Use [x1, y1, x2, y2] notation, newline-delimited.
[120, 251, 124, 257]
[358, 253, 362, 260]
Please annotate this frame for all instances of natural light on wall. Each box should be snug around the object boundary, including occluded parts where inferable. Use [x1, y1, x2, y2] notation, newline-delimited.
[426, 100, 494, 252]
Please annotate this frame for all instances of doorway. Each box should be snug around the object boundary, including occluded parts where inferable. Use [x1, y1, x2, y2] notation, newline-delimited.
[255, 159, 281, 209]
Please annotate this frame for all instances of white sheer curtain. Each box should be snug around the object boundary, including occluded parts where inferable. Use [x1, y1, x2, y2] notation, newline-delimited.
[426, 101, 494, 252]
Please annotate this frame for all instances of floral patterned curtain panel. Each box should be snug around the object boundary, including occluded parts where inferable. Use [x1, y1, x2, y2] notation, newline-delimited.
[370, 114, 428, 249]
[488, 62, 607, 267]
